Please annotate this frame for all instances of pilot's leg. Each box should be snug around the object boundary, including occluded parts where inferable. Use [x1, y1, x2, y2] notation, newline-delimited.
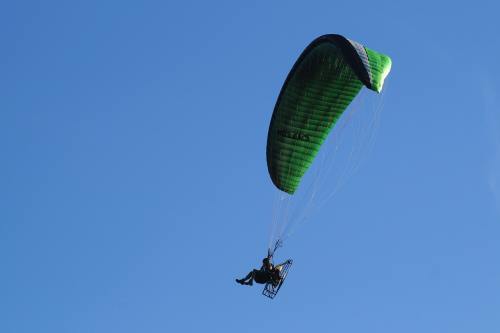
[236, 270, 256, 285]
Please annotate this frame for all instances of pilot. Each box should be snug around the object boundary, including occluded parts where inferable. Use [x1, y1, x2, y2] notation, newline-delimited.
[236, 257, 283, 286]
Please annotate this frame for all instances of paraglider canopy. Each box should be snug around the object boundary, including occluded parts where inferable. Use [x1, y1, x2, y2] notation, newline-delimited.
[266, 34, 392, 194]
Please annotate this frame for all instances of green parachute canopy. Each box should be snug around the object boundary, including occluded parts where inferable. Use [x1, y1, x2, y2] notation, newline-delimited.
[266, 34, 392, 194]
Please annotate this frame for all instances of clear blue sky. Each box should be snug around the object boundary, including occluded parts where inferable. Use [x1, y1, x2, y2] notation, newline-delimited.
[1, 1, 500, 332]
